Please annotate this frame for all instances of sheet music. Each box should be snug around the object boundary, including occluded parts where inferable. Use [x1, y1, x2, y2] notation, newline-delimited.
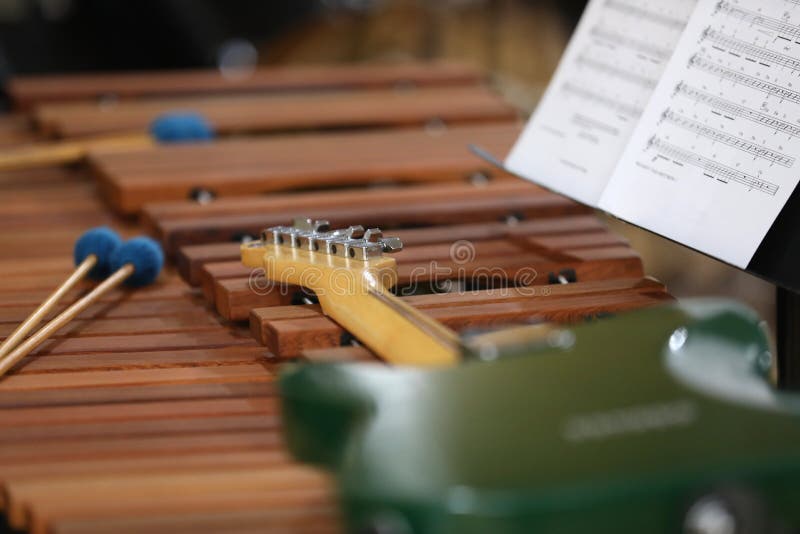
[601, 0, 800, 268]
[505, 0, 696, 206]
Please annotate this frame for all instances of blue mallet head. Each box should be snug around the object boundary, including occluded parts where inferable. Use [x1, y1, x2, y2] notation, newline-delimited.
[110, 237, 165, 288]
[73, 227, 123, 280]
[149, 112, 216, 144]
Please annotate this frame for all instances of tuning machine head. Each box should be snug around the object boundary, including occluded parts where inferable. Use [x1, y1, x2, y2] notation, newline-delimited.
[261, 218, 403, 260]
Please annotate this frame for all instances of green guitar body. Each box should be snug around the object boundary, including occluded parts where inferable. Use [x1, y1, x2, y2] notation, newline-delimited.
[279, 300, 800, 533]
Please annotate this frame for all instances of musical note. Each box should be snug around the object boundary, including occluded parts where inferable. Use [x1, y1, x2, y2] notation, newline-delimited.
[662, 110, 795, 167]
[589, 26, 672, 61]
[562, 82, 644, 117]
[716, 2, 800, 41]
[704, 30, 800, 71]
[688, 55, 800, 106]
[572, 113, 621, 136]
[605, 0, 690, 29]
[576, 55, 658, 88]
[676, 84, 800, 138]
[650, 137, 778, 195]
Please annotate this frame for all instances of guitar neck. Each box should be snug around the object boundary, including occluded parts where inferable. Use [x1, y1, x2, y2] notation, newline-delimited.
[319, 279, 462, 367]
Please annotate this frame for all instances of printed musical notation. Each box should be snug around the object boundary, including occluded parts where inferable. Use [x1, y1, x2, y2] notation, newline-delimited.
[602, 0, 800, 268]
[716, 2, 800, 42]
[661, 109, 796, 167]
[649, 137, 779, 194]
[675, 83, 800, 138]
[704, 29, 800, 71]
[506, 0, 695, 206]
[573, 113, 621, 136]
[688, 55, 800, 106]
[605, 0, 688, 29]
[576, 55, 658, 88]
[562, 82, 644, 117]
[589, 26, 671, 62]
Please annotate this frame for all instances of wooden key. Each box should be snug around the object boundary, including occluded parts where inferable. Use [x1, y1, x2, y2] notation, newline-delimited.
[8, 61, 482, 108]
[99, 123, 523, 214]
[37, 86, 516, 138]
[252, 279, 671, 357]
[157, 189, 585, 256]
[218, 238, 644, 321]
[176, 215, 606, 286]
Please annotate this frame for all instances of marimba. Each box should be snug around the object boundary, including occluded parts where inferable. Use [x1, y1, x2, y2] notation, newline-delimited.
[0, 62, 672, 533]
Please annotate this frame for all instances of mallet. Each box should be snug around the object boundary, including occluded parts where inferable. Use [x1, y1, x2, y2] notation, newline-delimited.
[0, 226, 122, 359]
[0, 112, 215, 171]
[0, 236, 164, 377]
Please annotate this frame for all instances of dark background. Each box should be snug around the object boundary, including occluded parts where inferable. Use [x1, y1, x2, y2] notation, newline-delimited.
[0, 1, 586, 75]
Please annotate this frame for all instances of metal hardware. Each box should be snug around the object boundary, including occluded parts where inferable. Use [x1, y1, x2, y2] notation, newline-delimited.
[467, 170, 492, 186]
[262, 218, 403, 261]
[188, 187, 216, 205]
[548, 268, 578, 285]
[231, 232, 256, 244]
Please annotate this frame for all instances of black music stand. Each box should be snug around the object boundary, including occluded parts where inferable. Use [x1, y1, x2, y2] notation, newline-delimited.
[748, 180, 800, 389]
[777, 288, 800, 389]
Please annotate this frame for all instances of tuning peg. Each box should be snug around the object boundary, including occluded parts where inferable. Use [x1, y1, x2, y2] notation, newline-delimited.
[264, 220, 403, 259]
[364, 228, 383, 242]
[380, 237, 403, 253]
[292, 217, 330, 233]
[346, 226, 365, 239]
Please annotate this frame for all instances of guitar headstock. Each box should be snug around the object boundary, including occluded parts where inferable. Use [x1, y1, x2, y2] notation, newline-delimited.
[241, 217, 459, 366]
[241, 217, 403, 294]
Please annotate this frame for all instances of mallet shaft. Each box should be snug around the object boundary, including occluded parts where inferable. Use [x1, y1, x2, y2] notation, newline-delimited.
[0, 255, 97, 359]
[0, 263, 135, 377]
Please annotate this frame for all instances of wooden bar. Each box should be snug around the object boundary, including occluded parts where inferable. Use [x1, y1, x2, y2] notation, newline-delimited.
[259, 292, 670, 359]
[0, 298, 211, 324]
[211, 244, 645, 321]
[0, 397, 278, 428]
[0, 313, 226, 340]
[0, 450, 288, 483]
[251, 279, 671, 357]
[0, 382, 277, 410]
[302, 346, 378, 364]
[52, 506, 340, 534]
[177, 215, 607, 286]
[147, 179, 537, 228]
[96, 123, 522, 214]
[6, 465, 333, 531]
[157, 189, 586, 256]
[38, 86, 516, 139]
[11, 346, 271, 375]
[0, 364, 273, 394]
[8, 61, 482, 109]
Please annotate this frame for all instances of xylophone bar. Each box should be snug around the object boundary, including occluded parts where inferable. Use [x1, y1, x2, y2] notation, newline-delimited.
[37, 86, 516, 139]
[251, 278, 672, 357]
[202, 238, 644, 320]
[0, 116, 39, 147]
[8, 61, 483, 109]
[154, 188, 586, 256]
[176, 215, 609, 285]
[144, 179, 534, 232]
[97, 123, 522, 214]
